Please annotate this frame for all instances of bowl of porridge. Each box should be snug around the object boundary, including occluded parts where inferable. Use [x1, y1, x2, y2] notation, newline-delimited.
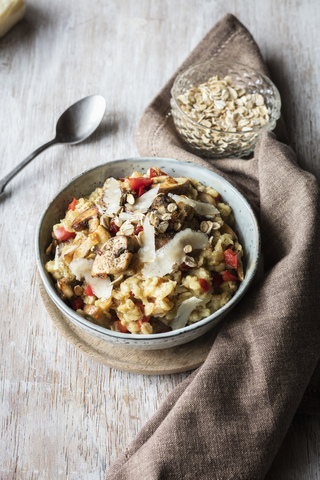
[36, 157, 260, 350]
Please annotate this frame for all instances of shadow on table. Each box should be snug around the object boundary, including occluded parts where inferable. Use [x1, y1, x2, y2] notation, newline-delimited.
[82, 118, 120, 146]
[0, 4, 44, 49]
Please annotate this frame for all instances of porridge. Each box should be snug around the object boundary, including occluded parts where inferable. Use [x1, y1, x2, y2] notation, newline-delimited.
[45, 167, 244, 334]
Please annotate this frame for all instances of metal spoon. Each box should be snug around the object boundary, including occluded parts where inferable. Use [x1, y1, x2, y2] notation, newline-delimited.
[0, 94, 106, 196]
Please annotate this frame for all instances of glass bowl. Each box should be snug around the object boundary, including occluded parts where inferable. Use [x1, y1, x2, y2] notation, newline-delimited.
[170, 61, 281, 159]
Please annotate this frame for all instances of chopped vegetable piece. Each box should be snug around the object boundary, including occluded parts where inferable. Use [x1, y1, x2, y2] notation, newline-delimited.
[134, 225, 144, 235]
[109, 221, 119, 235]
[84, 284, 94, 296]
[138, 186, 145, 197]
[72, 297, 84, 310]
[199, 278, 211, 292]
[54, 227, 76, 241]
[115, 319, 129, 333]
[67, 197, 77, 211]
[224, 249, 239, 270]
[128, 177, 153, 192]
[222, 271, 239, 282]
[180, 262, 192, 270]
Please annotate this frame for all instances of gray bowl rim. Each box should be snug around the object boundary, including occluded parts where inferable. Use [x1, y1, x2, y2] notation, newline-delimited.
[35, 156, 261, 343]
[170, 60, 281, 135]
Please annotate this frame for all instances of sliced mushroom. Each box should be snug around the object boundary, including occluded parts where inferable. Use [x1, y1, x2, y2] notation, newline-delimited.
[71, 206, 99, 231]
[150, 193, 170, 212]
[91, 235, 135, 277]
[57, 279, 74, 299]
[152, 176, 190, 194]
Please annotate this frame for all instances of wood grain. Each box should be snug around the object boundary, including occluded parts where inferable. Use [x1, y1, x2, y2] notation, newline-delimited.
[1, 1, 319, 479]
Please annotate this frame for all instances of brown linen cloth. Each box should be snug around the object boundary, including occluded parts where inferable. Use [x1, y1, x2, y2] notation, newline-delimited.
[106, 14, 320, 480]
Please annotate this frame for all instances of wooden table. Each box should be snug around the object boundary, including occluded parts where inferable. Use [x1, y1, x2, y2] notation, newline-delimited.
[1, 1, 319, 478]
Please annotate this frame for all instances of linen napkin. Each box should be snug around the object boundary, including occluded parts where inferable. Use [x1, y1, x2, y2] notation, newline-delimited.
[106, 14, 320, 479]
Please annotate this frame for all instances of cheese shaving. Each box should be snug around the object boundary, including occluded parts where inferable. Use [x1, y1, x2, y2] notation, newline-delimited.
[138, 216, 155, 263]
[169, 193, 220, 217]
[54, 244, 64, 270]
[69, 258, 112, 300]
[142, 228, 209, 278]
[171, 297, 203, 330]
[100, 177, 122, 216]
[131, 184, 159, 212]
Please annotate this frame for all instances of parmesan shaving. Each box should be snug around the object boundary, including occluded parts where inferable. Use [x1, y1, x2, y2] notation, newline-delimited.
[138, 216, 155, 263]
[54, 244, 63, 270]
[169, 193, 220, 216]
[69, 258, 113, 300]
[142, 228, 209, 278]
[100, 177, 122, 216]
[171, 297, 203, 330]
[131, 184, 159, 212]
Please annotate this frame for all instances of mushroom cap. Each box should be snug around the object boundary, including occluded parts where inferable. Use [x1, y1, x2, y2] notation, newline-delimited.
[71, 206, 99, 231]
[152, 176, 190, 195]
[91, 235, 135, 277]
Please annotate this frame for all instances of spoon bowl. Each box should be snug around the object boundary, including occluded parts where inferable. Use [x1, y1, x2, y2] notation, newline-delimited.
[55, 95, 107, 145]
[0, 94, 106, 196]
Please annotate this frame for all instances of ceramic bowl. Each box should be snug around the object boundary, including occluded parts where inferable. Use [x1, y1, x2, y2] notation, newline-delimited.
[170, 60, 281, 158]
[36, 157, 260, 350]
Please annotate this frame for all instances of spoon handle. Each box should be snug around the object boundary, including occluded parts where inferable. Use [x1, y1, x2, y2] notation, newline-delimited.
[0, 138, 57, 194]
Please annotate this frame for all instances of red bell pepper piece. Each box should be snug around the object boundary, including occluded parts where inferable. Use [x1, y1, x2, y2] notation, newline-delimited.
[199, 278, 211, 292]
[134, 225, 144, 235]
[84, 284, 94, 296]
[224, 249, 239, 270]
[222, 271, 239, 282]
[67, 197, 77, 211]
[115, 319, 129, 333]
[72, 297, 84, 310]
[54, 226, 76, 241]
[180, 262, 191, 270]
[109, 220, 119, 235]
[138, 186, 145, 197]
[128, 177, 153, 191]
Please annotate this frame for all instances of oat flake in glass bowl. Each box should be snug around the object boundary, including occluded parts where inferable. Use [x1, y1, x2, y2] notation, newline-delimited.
[170, 61, 281, 158]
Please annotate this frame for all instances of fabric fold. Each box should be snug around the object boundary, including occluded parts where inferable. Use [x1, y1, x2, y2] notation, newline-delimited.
[107, 14, 320, 479]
